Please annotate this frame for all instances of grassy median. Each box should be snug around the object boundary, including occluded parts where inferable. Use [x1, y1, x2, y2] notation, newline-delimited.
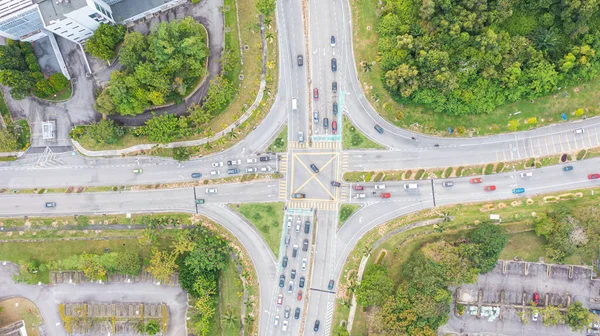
[233, 202, 284, 256]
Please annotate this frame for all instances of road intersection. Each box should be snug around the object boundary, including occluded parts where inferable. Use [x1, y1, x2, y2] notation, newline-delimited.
[2, 0, 600, 335]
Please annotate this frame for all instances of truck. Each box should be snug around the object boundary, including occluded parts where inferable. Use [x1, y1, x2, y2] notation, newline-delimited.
[292, 98, 298, 112]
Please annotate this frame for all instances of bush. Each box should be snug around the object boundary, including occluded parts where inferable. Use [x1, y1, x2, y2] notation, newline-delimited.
[364, 172, 373, 182]
[82, 119, 124, 145]
[48, 73, 69, 92]
[526, 158, 535, 167]
[576, 149, 586, 160]
[484, 164, 494, 175]
[456, 303, 466, 316]
[495, 162, 505, 173]
[508, 119, 520, 131]
[373, 172, 383, 182]
[76, 215, 89, 227]
[455, 167, 464, 176]
[443, 167, 453, 178]
[526, 117, 538, 125]
[574, 108, 584, 117]
[415, 169, 425, 179]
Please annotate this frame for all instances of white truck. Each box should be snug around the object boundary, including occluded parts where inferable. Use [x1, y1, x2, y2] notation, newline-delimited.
[292, 98, 297, 112]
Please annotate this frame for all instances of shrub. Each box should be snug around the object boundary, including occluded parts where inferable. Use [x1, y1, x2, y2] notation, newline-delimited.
[404, 170, 413, 179]
[525, 158, 535, 167]
[484, 164, 494, 175]
[373, 172, 383, 182]
[507, 119, 519, 131]
[455, 167, 464, 176]
[526, 117, 538, 125]
[76, 215, 89, 226]
[364, 172, 373, 182]
[495, 162, 505, 173]
[576, 149, 586, 160]
[574, 108, 584, 116]
[443, 167, 453, 178]
[456, 303, 466, 316]
[48, 73, 69, 92]
[415, 169, 425, 179]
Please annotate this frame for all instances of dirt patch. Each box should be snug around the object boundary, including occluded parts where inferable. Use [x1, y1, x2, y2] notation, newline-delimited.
[0, 297, 43, 336]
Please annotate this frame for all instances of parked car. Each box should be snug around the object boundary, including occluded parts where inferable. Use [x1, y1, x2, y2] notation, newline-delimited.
[470, 178, 483, 184]
[191, 173, 202, 178]
[331, 180, 341, 187]
[212, 162, 223, 167]
[206, 188, 217, 194]
[282, 256, 288, 268]
[227, 168, 239, 174]
[332, 121, 338, 134]
[247, 158, 258, 164]
[301, 258, 307, 270]
[313, 88, 319, 100]
[374, 124, 384, 134]
[292, 193, 306, 199]
[277, 294, 283, 305]
[484, 185, 496, 192]
[310, 164, 319, 173]
[330, 35, 336, 46]
[302, 239, 309, 251]
[246, 167, 257, 173]
[328, 280, 335, 290]
[331, 58, 337, 72]
[589, 173, 600, 179]
[332, 81, 337, 93]
[260, 156, 271, 162]
[304, 221, 310, 234]
[133, 168, 143, 174]
[45, 202, 56, 208]
[574, 128, 584, 134]
[227, 159, 241, 166]
[442, 181, 454, 187]
[353, 185, 364, 190]
[533, 292, 540, 305]
[314, 320, 320, 331]
[520, 171, 533, 178]
[512, 187, 525, 194]
[299, 276, 305, 288]
[563, 165, 574, 171]
[297, 55, 303, 66]
[532, 311, 539, 321]
[380, 192, 391, 198]
[279, 274, 285, 287]
[294, 307, 301, 319]
[297, 290, 303, 301]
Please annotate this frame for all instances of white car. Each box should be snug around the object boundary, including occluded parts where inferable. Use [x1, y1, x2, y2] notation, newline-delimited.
[355, 193, 366, 199]
[206, 188, 217, 194]
[274, 315, 280, 326]
[282, 320, 288, 331]
[520, 171, 533, 178]
[374, 184, 386, 189]
[574, 128, 584, 134]
[295, 223, 300, 233]
[212, 162, 223, 167]
[301, 258, 307, 270]
[246, 167, 257, 173]
[287, 216, 292, 229]
[227, 159, 241, 166]
[532, 312, 539, 321]
[210, 170, 220, 176]
[260, 166, 272, 172]
[247, 158, 258, 164]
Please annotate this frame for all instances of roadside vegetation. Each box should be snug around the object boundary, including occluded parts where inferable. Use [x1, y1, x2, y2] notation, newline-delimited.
[0, 91, 29, 152]
[339, 204, 361, 227]
[268, 125, 288, 152]
[84, 23, 126, 62]
[352, 0, 600, 136]
[343, 116, 385, 149]
[233, 202, 284, 256]
[335, 186, 600, 334]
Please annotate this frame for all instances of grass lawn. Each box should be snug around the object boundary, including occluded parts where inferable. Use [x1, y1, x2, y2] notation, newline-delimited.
[339, 204, 361, 228]
[268, 125, 288, 152]
[343, 116, 385, 149]
[233, 202, 284, 256]
[217, 260, 245, 336]
[0, 298, 43, 336]
[350, 0, 600, 137]
[499, 230, 547, 262]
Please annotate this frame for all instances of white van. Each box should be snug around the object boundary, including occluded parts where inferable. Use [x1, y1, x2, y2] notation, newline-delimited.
[292, 98, 297, 112]
[374, 184, 385, 190]
[403, 183, 418, 190]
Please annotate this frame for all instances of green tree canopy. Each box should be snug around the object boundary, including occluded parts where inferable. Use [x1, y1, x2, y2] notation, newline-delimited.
[566, 301, 593, 331]
[81, 119, 123, 145]
[355, 264, 394, 307]
[84, 23, 126, 61]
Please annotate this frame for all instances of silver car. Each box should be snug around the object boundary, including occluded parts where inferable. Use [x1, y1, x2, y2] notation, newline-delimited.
[301, 258, 307, 270]
[205, 188, 217, 194]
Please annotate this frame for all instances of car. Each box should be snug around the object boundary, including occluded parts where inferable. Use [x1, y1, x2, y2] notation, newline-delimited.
[195, 199, 205, 204]
[277, 294, 283, 305]
[484, 185, 496, 192]
[302, 239, 309, 251]
[297, 55, 303, 66]
[227, 168, 239, 174]
[332, 121, 338, 134]
[330, 35, 336, 46]
[299, 276, 305, 288]
[288, 281, 294, 293]
[328, 280, 335, 290]
[227, 159, 241, 166]
[210, 170, 220, 176]
[295, 222, 300, 233]
[313, 111, 319, 123]
[520, 171, 533, 178]
[314, 320, 320, 331]
[294, 307, 300, 319]
[259, 156, 271, 162]
[313, 88, 319, 100]
[133, 168, 143, 174]
[260, 166, 272, 172]
[304, 221, 310, 234]
[282, 256, 288, 268]
[533, 292, 540, 305]
[355, 193, 366, 198]
[212, 162, 223, 167]
[287, 216, 292, 228]
[310, 164, 319, 173]
[323, 117, 329, 129]
[284, 306, 291, 318]
[191, 172, 202, 178]
[333, 102, 338, 115]
[292, 193, 306, 199]
[353, 185, 364, 190]
[574, 128, 584, 134]
[291, 269, 296, 279]
[246, 167, 257, 173]
[332, 81, 337, 93]
[442, 181, 454, 187]
[285, 234, 291, 245]
[590, 309, 600, 315]
[470, 178, 483, 184]
[279, 274, 285, 287]
[532, 311, 539, 321]
[297, 290, 303, 301]
[331, 58, 337, 72]
[292, 245, 298, 258]
[331, 180, 341, 187]
[282, 320, 288, 331]
[246, 158, 258, 164]
[563, 165, 574, 171]
[380, 192, 391, 198]
[298, 131, 304, 143]
[274, 315, 280, 326]
[374, 124, 384, 134]
[512, 187, 525, 194]
[374, 184, 385, 189]
[589, 174, 600, 179]
[45, 202, 56, 208]
[206, 188, 217, 194]
[301, 258, 307, 270]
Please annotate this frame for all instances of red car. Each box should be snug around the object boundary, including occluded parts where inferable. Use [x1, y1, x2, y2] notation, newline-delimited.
[484, 185, 496, 192]
[332, 121, 337, 134]
[470, 178, 483, 184]
[297, 290, 303, 301]
[588, 174, 600, 180]
[313, 88, 319, 100]
[533, 292, 539, 305]
[277, 293, 283, 305]
[380, 192, 391, 198]
[352, 185, 364, 191]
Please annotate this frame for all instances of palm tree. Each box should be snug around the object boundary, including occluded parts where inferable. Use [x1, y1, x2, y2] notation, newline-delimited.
[361, 61, 372, 72]
[221, 308, 237, 328]
[203, 141, 213, 150]
[244, 314, 255, 326]
[230, 129, 238, 139]
[439, 211, 452, 222]
[362, 245, 372, 257]
[204, 127, 214, 139]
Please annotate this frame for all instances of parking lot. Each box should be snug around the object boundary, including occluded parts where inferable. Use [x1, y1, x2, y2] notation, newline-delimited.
[441, 261, 600, 336]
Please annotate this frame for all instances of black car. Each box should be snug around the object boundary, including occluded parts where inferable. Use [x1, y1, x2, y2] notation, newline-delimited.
[310, 164, 319, 173]
[374, 124, 384, 134]
[330, 35, 336, 46]
[323, 118, 329, 129]
[332, 81, 337, 93]
[282, 256, 288, 268]
[314, 320, 320, 331]
[331, 58, 337, 72]
[292, 245, 298, 258]
[302, 239, 309, 251]
[294, 307, 301, 319]
[328, 280, 335, 290]
[299, 276, 305, 288]
[304, 221, 310, 234]
[333, 102, 338, 114]
[591, 309, 600, 315]
[331, 181, 341, 187]
[291, 269, 296, 279]
[191, 173, 202, 178]
[45, 202, 56, 208]
[260, 156, 270, 162]
[297, 55, 303, 66]
[279, 274, 285, 287]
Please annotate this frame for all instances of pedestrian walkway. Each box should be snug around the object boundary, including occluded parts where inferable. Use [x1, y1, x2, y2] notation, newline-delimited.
[288, 200, 338, 211]
[279, 153, 288, 174]
[312, 141, 341, 150]
[341, 153, 349, 171]
[289, 141, 309, 149]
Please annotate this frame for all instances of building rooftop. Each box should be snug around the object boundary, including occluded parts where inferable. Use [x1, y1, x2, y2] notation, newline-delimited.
[38, 0, 88, 25]
[0, 0, 34, 20]
[110, 0, 165, 22]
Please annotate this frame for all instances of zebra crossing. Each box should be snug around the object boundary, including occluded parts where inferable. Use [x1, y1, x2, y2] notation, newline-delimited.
[289, 141, 308, 150]
[278, 154, 288, 199]
[312, 141, 341, 150]
[288, 200, 338, 211]
[323, 301, 335, 336]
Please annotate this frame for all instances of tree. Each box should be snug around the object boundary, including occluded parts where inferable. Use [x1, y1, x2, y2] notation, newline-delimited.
[114, 252, 141, 276]
[256, 0, 276, 16]
[172, 147, 190, 162]
[354, 264, 394, 307]
[221, 308, 237, 327]
[464, 223, 508, 273]
[0, 129, 18, 152]
[171, 230, 196, 257]
[119, 32, 148, 70]
[138, 228, 158, 247]
[82, 119, 123, 145]
[541, 305, 565, 326]
[94, 89, 116, 115]
[80, 253, 107, 281]
[566, 301, 592, 331]
[145, 320, 161, 335]
[146, 248, 178, 284]
[142, 113, 181, 144]
[84, 23, 126, 61]
[48, 73, 69, 92]
[332, 325, 350, 336]
[184, 232, 231, 273]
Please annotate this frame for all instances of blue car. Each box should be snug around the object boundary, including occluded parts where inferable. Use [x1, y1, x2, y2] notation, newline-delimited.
[563, 166, 574, 172]
[191, 173, 202, 178]
[512, 187, 525, 194]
